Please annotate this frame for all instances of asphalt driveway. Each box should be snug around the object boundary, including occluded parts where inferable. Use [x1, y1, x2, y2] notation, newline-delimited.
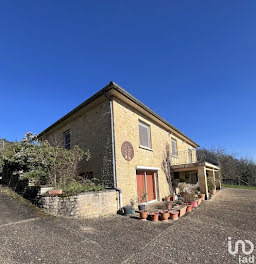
[0, 187, 255, 264]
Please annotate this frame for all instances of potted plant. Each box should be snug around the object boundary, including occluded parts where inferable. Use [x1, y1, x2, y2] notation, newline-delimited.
[138, 192, 147, 210]
[160, 210, 169, 222]
[178, 205, 187, 217]
[190, 200, 197, 209]
[186, 204, 192, 213]
[198, 193, 205, 200]
[178, 182, 187, 197]
[139, 210, 148, 221]
[208, 178, 216, 195]
[165, 200, 173, 210]
[122, 205, 133, 215]
[164, 196, 171, 201]
[182, 190, 196, 209]
[169, 210, 179, 220]
[151, 212, 159, 222]
[171, 193, 176, 201]
[130, 198, 136, 214]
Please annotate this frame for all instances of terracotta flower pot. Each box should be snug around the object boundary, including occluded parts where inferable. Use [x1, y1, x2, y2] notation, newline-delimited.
[211, 190, 216, 195]
[48, 189, 62, 195]
[169, 210, 179, 220]
[160, 211, 169, 222]
[151, 213, 159, 222]
[197, 198, 202, 206]
[198, 193, 205, 200]
[190, 200, 197, 209]
[178, 206, 187, 217]
[140, 211, 148, 221]
[171, 195, 176, 201]
[186, 205, 192, 213]
[165, 196, 171, 201]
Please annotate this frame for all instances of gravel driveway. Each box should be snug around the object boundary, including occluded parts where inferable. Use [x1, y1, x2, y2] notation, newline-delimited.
[0, 187, 255, 264]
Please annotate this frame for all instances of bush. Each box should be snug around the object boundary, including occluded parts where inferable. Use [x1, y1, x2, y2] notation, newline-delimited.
[59, 179, 104, 196]
[182, 191, 196, 203]
[0, 133, 91, 189]
[207, 177, 215, 192]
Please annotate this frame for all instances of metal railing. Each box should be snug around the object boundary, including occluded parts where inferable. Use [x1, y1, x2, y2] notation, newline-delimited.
[171, 149, 197, 165]
[171, 148, 219, 166]
[196, 148, 219, 166]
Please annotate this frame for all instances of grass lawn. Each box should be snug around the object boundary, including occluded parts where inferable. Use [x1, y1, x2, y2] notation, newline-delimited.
[222, 184, 256, 190]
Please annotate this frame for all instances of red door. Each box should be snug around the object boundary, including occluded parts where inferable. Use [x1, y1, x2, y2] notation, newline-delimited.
[136, 170, 146, 203]
[146, 171, 156, 201]
[136, 170, 156, 203]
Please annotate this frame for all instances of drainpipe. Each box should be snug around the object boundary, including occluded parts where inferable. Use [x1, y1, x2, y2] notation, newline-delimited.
[104, 91, 123, 209]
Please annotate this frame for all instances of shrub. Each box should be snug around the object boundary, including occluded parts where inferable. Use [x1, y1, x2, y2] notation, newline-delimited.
[22, 168, 47, 185]
[59, 179, 104, 196]
[207, 177, 215, 192]
[182, 191, 196, 203]
[1, 133, 91, 189]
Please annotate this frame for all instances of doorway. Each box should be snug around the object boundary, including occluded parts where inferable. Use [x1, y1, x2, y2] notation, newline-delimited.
[136, 170, 157, 203]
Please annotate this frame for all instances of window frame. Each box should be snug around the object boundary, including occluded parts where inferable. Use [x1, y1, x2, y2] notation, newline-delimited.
[138, 120, 152, 150]
[171, 138, 178, 157]
[188, 148, 193, 163]
[64, 129, 71, 150]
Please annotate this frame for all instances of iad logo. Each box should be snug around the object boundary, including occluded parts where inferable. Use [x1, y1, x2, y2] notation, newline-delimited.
[228, 237, 255, 264]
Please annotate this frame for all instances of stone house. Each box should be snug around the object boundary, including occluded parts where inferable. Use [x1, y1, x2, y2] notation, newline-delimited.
[38, 82, 220, 208]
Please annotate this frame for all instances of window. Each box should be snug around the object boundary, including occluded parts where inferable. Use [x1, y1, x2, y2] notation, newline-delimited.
[171, 138, 178, 156]
[188, 148, 193, 163]
[139, 121, 151, 148]
[64, 130, 71, 150]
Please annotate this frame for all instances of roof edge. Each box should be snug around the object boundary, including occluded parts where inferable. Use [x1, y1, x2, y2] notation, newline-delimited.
[38, 81, 115, 138]
[38, 81, 200, 147]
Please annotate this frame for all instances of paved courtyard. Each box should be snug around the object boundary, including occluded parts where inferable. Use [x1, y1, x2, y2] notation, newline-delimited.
[0, 187, 255, 264]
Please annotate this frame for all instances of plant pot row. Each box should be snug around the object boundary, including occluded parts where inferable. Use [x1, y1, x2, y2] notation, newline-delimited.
[164, 194, 176, 201]
[139, 197, 203, 222]
[139, 210, 179, 222]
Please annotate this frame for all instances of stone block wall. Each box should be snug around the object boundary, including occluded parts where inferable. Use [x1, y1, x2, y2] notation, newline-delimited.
[37, 190, 118, 218]
[113, 98, 196, 206]
[40, 98, 114, 187]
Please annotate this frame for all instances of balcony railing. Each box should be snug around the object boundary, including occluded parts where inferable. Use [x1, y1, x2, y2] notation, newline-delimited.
[170, 148, 219, 166]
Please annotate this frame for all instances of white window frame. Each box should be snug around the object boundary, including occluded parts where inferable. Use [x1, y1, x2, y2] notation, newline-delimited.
[171, 138, 178, 157]
[138, 120, 152, 149]
[188, 148, 193, 163]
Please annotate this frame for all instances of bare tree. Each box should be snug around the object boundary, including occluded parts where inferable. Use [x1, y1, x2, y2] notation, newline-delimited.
[162, 144, 175, 195]
[208, 147, 256, 186]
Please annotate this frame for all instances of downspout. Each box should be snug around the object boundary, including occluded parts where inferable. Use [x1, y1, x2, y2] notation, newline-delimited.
[104, 91, 123, 209]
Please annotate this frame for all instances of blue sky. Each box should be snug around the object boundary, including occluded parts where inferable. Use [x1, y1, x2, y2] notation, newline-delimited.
[0, 1, 255, 160]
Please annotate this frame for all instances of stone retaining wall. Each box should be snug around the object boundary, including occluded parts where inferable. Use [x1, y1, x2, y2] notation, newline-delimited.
[37, 190, 119, 218]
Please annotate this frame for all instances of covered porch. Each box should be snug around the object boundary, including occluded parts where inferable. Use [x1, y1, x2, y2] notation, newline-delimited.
[172, 161, 221, 200]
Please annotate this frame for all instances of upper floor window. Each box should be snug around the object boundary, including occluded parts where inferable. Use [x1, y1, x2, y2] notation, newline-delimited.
[64, 130, 71, 150]
[139, 120, 151, 149]
[188, 148, 193, 163]
[171, 138, 178, 156]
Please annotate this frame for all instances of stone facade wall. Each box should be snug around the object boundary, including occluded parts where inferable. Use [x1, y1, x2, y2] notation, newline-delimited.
[37, 190, 118, 218]
[40, 98, 114, 187]
[113, 98, 196, 206]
